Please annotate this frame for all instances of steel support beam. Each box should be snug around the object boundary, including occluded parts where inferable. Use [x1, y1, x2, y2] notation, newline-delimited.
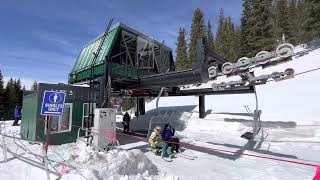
[199, 95, 205, 119]
[138, 98, 145, 115]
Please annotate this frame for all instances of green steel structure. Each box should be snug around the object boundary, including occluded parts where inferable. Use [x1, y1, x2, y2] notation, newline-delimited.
[69, 22, 175, 86]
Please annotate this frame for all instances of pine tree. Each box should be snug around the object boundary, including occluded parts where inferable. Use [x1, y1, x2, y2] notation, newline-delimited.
[206, 20, 215, 52]
[287, 0, 299, 44]
[225, 17, 239, 62]
[215, 9, 227, 58]
[295, 0, 307, 43]
[304, 0, 320, 40]
[188, 8, 205, 68]
[14, 79, 23, 106]
[252, 0, 275, 54]
[0, 70, 4, 119]
[175, 27, 188, 70]
[31, 81, 38, 91]
[4, 78, 17, 119]
[275, 0, 291, 43]
[215, 10, 239, 62]
[240, 0, 255, 57]
[0, 70, 3, 94]
[234, 26, 242, 61]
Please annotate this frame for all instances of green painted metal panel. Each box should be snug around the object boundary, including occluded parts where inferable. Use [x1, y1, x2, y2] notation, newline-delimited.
[34, 101, 87, 145]
[71, 27, 120, 74]
[21, 84, 91, 145]
[21, 93, 38, 141]
[69, 62, 138, 83]
[71, 49, 85, 72]
[40, 102, 84, 145]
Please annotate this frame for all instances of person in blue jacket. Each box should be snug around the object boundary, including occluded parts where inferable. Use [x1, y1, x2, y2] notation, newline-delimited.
[12, 105, 21, 126]
[162, 124, 180, 152]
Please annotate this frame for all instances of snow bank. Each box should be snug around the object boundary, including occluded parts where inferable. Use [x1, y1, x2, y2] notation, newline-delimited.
[52, 141, 178, 180]
[58, 143, 156, 176]
[0, 122, 178, 180]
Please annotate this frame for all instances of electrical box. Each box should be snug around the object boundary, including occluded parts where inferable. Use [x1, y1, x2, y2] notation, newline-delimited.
[93, 108, 116, 149]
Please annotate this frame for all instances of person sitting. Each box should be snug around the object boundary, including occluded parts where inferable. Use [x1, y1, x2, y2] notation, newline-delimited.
[148, 126, 174, 159]
[122, 112, 131, 134]
[162, 124, 180, 152]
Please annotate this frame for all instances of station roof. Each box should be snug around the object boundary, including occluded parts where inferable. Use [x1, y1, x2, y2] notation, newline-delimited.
[70, 22, 172, 75]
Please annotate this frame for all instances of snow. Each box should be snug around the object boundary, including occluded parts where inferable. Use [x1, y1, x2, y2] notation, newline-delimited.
[1, 46, 320, 179]
[127, 46, 320, 179]
[0, 121, 178, 180]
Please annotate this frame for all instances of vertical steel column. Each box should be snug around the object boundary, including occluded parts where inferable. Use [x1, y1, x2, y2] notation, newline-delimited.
[42, 144, 50, 180]
[138, 98, 145, 115]
[135, 97, 139, 116]
[199, 95, 205, 119]
[43, 116, 51, 180]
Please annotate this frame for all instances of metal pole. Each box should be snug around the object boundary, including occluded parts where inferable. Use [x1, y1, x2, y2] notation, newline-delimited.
[156, 87, 165, 121]
[43, 115, 50, 180]
[252, 86, 262, 138]
[42, 143, 50, 180]
[45, 116, 50, 153]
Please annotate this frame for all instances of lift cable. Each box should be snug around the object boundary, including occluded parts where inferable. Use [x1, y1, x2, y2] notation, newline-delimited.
[266, 66, 320, 83]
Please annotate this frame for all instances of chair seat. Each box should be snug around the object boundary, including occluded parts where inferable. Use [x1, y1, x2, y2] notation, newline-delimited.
[241, 132, 253, 140]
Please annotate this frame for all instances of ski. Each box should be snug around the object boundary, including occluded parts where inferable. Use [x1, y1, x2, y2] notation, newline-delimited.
[181, 153, 198, 159]
[162, 157, 173, 162]
[176, 153, 196, 160]
[178, 148, 198, 159]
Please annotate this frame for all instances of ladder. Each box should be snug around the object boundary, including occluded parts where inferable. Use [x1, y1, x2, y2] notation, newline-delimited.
[87, 18, 114, 130]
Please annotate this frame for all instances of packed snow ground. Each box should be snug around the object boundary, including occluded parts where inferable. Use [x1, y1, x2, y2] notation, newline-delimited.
[122, 46, 320, 179]
[1, 46, 320, 179]
[0, 121, 178, 180]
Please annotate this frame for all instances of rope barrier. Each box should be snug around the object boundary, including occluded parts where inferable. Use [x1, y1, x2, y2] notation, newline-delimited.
[116, 131, 319, 168]
[36, 135, 89, 180]
[53, 118, 320, 169]
[3, 120, 319, 178]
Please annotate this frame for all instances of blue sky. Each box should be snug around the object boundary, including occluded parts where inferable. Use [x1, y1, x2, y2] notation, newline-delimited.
[0, 0, 242, 89]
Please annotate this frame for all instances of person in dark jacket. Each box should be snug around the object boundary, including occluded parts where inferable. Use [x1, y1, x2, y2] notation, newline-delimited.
[122, 112, 131, 133]
[162, 124, 180, 152]
[12, 105, 21, 126]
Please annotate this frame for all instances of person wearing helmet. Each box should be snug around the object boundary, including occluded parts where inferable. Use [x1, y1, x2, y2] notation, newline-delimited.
[162, 124, 180, 152]
[148, 126, 174, 159]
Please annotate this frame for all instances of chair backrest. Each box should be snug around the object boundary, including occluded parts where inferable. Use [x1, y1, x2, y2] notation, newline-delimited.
[147, 110, 179, 138]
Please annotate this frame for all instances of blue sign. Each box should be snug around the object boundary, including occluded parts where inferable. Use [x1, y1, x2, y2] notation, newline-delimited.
[41, 91, 66, 116]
